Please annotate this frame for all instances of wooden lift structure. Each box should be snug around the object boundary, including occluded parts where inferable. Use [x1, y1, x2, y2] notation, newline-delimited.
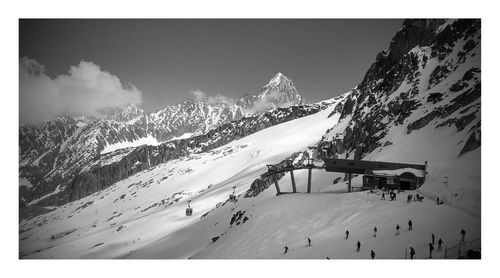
[261, 158, 325, 195]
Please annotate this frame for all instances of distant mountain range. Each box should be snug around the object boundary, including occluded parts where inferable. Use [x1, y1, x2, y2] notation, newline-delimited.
[19, 73, 308, 208]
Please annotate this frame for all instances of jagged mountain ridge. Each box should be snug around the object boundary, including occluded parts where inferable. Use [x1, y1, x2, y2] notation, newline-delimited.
[109, 104, 145, 122]
[19, 73, 312, 208]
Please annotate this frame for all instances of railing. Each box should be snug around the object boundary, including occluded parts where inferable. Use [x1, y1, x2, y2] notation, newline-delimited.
[444, 238, 481, 258]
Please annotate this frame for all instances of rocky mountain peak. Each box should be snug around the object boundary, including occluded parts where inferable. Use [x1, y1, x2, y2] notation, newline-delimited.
[238, 72, 304, 114]
[110, 104, 144, 122]
[262, 72, 296, 93]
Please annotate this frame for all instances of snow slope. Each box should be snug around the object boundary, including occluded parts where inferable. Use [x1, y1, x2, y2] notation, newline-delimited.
[192, 192, 479, 259]
[19, 19, 481, 260]
[19, 99, 344, 259]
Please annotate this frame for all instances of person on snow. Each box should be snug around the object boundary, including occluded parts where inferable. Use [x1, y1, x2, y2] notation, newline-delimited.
[413, 194, 416, 202]
[460, 229, 466, 242]
[410, 246, 416, 259]
[307, 237, 312, 247]
[345, 230, 349, 240]
[407, 194, 412, 203]
[356, 241, 361, 252]
[370, 250, 376, 259]
[373, 226, 378, 237]
[396, 224, 400, 236]
[408, 219, 413, 231]
[283, 246, 289, 254]
[431, 233, 435, 245]
[428, 243, 434, 258]
[381, 192, 385, 200]
[438, 238, 444, 252]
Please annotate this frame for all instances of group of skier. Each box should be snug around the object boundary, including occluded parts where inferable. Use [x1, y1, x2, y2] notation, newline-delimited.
[380, 189, 431, 204]
[280, 187, 468, 259]
[408, 230, 466, 259]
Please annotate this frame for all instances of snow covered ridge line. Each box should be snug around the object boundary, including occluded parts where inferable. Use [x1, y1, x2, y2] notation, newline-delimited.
[26, 102, 333, 208]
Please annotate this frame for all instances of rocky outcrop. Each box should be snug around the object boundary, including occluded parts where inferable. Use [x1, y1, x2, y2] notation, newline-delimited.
[460, 121, 481, 156]
[244, 150, 312, 198]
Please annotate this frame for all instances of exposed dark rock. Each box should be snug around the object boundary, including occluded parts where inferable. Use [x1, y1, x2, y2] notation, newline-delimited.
[427, 93, 444, 103]
[460, 122, 481, 156]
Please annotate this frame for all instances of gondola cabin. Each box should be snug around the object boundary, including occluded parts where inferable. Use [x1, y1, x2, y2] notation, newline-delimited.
[185, 200, 193, 216]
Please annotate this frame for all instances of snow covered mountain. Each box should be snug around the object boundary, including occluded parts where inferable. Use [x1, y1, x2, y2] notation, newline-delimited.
[109, 104, 145, 122]
[19, 73, 308, 208]
[19, 19, 480, 259]
[238, 72, 304, 114]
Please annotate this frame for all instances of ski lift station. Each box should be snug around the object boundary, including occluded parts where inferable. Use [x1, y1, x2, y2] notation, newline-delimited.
[262, 157, 427, 195]
[324, 158, 427, 191]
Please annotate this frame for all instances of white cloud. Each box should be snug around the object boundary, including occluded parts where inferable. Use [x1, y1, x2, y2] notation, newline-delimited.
[19, 57, 143, 124]
[190, 89, 235, 105]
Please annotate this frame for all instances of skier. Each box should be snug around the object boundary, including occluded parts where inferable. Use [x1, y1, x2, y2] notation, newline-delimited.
[410, 246, 416, 259]
[431, 233, 435, 245]
[381, 192, 385, 200]
[283, 246, 289, 255]
[460, 229, 466, 242]
[428, 243, 434, 258]
[436, 197, 440, 205]
[438, 238, 444, 252]
[370, 250, 376, 259]
[407, 194, 412, 203]
[408, 219, 413, 231]
[356, 241, 361, 252]
[373, 226, 378, 237]
[307, 237, 312, 246]
[396, 224, 400, 236]
[413, 194, 416, 202]
[345, 230, 349, 240]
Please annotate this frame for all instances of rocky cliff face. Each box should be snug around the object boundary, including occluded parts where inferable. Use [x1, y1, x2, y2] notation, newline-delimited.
[322, 19, 480, 160]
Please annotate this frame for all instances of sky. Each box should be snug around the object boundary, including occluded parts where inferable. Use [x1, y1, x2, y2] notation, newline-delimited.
[19, 19, 403, 122]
